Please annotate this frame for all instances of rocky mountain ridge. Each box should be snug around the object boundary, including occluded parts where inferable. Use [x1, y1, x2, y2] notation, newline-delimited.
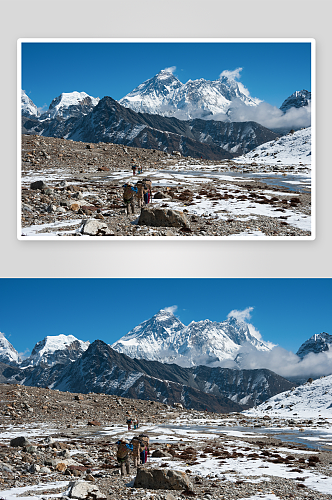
[1, 339, 294, 411]
[22, 96, 278, 159]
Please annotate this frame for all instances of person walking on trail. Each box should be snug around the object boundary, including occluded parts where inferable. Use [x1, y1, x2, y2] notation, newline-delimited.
[142, 178, 152, 205]
[116, 439, 133, 476]
[126, 418, 132, 430]
[138, 433, 149, 464]
[131, 163, 137, 175]
[131, 437, 141, 468]
[122, 183, 137, 216]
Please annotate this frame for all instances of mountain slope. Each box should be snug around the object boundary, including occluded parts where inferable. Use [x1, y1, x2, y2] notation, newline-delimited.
[233, 127, 311, 167]
[245, 374, 332, 418]
[119, 69, 261, 120]
[112, 309, 272, 367]
[296, 332, 332, 359]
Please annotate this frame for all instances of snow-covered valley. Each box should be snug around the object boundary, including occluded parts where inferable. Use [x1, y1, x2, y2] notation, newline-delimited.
[20, 127, 312, 238]
[0, 378, 331, 500]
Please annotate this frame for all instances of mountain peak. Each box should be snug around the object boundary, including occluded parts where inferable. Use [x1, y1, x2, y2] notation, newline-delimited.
[22, 334, 90, 367]
[296, 332, 332, 359]
[0, 334, 20, 365]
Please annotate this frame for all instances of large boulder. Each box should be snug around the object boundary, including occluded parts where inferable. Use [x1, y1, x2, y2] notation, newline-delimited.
[138, 207, 189, 228]
[80, 220, 113, 236]
[68, 481, 106, 499]
[151, 449, 173, 458]
[30, 180, 48, 190]
[10, 436, 31, 447]
[134, 468, 193, 490]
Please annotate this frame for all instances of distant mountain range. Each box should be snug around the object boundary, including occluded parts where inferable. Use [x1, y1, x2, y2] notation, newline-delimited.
[21, 70, 311, 159]
[118, 69, 261, 119]
[112, 309, 273, 367]
[0, 312, 329, 412]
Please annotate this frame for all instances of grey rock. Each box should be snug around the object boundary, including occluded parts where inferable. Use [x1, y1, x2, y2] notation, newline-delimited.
[134, 468, 193, 491]
[46, 204, 57, 213]
[26, 445, 38, 453]
[68, 481, 106, 499]
[44, 436, 55, 444]
[138, 207, 189, 228]
[56, 206, 67, 213]
[22, 204, 34, 213]
[30, 180, 48, 190]
[10, 436, 31, 447]
[0, 463, 13, 472]
[153, 192, 168, 199]
[71, 192, 84, 200]
[151, 449, 173, 458]
[80, 219, 112, 236]
[39, 467, 51, 473]
[28, 464, 40, 474]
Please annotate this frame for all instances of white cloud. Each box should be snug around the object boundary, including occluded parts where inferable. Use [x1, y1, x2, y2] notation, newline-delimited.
[226, 99, 311, 131]
[227, 307, 254, 323]
[162, 66, 176, 74]
[237, 345, 332, 380]
[220, 67, 243, 80]
[163, 305, 178, 314]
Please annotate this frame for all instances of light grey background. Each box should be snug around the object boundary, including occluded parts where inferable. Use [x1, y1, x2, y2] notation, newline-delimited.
[1, 0, 330, 278]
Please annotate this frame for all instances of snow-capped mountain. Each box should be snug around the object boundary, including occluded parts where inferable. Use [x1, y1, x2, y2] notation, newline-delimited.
[280, 90, 311, 113]
[0, 334, 20, 365]
[112, 309, 272, 367]
[21, 90, 39, 118]
[245, 374, 332, 418]
[39, 91, 100, 121]
[296, 332, 332, 359]
[21, 334, 90, 367]
[119, 69, 261, 120]
[233, 127, 311, 167]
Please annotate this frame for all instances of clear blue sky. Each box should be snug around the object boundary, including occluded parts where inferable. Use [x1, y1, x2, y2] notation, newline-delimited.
[21, 41, 312, 111]
[0, 278, 329, 357]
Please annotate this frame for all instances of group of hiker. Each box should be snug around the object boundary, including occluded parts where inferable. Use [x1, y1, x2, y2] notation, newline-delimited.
[126, 417, 139, 430]
[116, 433, 149, 476]
[122, 178, 152, 216]
[131, 163, 143, 175]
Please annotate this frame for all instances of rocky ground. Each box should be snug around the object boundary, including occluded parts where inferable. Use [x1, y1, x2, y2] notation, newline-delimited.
[0, 384, 331, 500]
[20, 135, 311, 238]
